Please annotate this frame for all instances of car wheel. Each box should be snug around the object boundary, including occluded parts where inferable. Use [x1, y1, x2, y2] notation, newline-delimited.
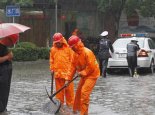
[128, 68, 133, 77]
[150, 60, 154, 74]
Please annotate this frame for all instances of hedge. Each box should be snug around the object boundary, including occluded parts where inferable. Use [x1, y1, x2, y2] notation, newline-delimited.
[10, 42, 50, 61]
[16, 42, 37, 49]
[37, 47, 50, 59]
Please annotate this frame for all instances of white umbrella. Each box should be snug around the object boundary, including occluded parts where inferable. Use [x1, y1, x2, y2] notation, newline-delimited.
[0, 23, 30, 39]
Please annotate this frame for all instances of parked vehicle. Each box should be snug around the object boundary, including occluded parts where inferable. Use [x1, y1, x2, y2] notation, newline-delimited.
[107, 33, 155, 74]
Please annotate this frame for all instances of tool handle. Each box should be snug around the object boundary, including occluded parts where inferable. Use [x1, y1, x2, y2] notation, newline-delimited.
[45, 87, 56, 104]
[51, 75, 78, 98]
[51, 72, 54, 94]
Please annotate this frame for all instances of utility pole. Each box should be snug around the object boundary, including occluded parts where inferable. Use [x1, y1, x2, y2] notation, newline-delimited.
[54, 0, 58, 33]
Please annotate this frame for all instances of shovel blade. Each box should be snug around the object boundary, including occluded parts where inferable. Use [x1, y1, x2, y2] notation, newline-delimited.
[45, 87, 61, 114]
[53, 99, 61, 114]
[42, 98, 61, 114]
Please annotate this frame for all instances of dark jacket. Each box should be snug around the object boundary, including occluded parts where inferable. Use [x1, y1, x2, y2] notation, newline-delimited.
[0, 44, 10, 65]
[127, 42, 140, 57]
[98, 38, 114, 59]
[0, 44, 12, 82]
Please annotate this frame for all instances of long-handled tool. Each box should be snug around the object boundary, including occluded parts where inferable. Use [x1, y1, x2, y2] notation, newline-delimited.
[50, 75, 78, 99]
[45, 75, 79, 114]
[45, 87, 61, 114]
[51, 72, 54, 95]
[44, 72, 61, 114]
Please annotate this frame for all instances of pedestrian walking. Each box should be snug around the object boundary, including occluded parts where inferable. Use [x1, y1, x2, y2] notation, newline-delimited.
[68, 35, 100, 115]
[127, 40, 140, 77]
[97, 31, 114, 78]
[49, 33, 75, 108]
[0, 34, 18, 113]
[72, 28, 85, 43]
[72, 28, 79, 36]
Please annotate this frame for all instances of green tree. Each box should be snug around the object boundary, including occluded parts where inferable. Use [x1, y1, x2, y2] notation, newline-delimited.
[125, 0, 140, 17]
[139, 0, 155, 17]
[125, 0, 155, 17]
[95, 0, 126, 42]
[94, 0, 155, 42]
[0, 0, 33, 8]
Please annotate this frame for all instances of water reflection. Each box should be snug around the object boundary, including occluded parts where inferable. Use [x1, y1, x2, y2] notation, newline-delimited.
[4, 60, 155, 115]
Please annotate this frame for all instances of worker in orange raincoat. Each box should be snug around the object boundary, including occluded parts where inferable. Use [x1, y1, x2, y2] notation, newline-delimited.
[72, 28, 79, 36]
[49, 33, 75, 108]
[68, 35, 100, 115]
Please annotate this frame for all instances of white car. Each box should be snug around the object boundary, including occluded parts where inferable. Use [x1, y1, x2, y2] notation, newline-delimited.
[107, 33, 155, 74]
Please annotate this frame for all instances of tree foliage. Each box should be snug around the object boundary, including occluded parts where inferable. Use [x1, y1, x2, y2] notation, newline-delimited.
[93, 0, 155, 41]
[15, 0, 33, 7]
[1, 0, 155, 17]
[139, 0, 155, 17]
[95, 0, 155, 17]
[0, 0, 33, 7]
[125, 0, 140, 16]
[95, 0, 126, 14]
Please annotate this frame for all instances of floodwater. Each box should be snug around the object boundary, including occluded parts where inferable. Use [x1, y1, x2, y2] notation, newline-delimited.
[1, 60, 155, 115]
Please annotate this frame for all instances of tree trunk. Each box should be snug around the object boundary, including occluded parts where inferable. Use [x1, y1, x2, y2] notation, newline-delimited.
[102, 0, 126, 43]
[103, 10, 119, 43]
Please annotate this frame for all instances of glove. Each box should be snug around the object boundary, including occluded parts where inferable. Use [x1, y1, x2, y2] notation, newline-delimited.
[65, 80, 69, 85]
[78, 72, 83, 77]
[78, 71, 87, 77]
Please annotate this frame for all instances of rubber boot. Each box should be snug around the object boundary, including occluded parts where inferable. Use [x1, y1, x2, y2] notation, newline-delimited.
[133, 70, 139, 78]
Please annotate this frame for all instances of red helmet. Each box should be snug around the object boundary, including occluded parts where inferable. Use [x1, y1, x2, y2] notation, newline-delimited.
[53, 33, 63, 42]
[68, 35, 80, 47]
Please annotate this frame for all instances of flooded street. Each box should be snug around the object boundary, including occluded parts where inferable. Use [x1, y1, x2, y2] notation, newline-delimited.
[4, 60, 155, 115]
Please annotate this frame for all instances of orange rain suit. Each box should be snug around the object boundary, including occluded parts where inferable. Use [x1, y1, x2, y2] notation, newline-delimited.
[49, 37, 75, 107]
[71, 41, 100, 115]
[72, 29, 79, 36]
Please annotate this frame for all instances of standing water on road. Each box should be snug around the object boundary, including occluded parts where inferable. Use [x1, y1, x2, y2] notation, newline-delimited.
[4, 60, 155, 115]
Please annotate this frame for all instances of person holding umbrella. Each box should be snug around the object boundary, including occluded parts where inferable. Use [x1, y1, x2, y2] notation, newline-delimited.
[49, 33, 75, 109]
[68, 35, 100, 115]
[0, 34, 18, 113]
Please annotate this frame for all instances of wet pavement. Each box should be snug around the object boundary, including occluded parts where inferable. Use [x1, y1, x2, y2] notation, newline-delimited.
[2, 60, 155, 115]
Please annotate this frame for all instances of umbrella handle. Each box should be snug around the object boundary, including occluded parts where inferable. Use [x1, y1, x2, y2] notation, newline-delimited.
[51, 75, 79, 98]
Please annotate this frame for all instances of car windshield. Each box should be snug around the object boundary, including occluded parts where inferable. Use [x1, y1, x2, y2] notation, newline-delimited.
[113, 38, 144, 48]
